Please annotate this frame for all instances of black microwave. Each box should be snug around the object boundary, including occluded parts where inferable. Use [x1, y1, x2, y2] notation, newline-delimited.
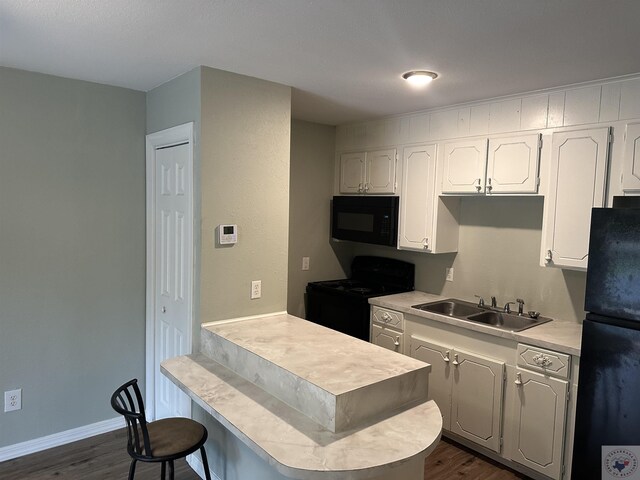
[331, 196, 399, 247]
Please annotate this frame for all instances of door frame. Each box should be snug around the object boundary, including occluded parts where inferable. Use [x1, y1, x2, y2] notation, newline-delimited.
[145, 122, 195, 420]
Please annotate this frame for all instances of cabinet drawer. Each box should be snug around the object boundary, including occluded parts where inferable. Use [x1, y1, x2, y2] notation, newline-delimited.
[371, 324, 403, 353]
[517, 344, 571, 379]
[372, 306, 403, 330]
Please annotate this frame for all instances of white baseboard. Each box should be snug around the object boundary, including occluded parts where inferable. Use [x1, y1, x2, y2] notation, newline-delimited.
[188, 452, 222, 480]
[0, 417, 124, 463]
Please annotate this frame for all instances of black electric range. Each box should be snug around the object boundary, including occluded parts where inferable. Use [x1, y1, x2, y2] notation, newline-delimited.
[305, 256, 415, 341]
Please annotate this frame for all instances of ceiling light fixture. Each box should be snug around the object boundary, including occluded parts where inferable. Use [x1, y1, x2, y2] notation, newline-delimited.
[402, 70, 438, 87]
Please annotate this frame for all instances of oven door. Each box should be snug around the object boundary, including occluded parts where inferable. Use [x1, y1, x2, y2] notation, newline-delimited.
[306, 287, 371, 341]
[331, 196, 399, 247]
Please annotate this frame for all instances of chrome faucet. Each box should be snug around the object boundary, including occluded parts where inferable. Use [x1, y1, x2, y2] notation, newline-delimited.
[516, 298, 525, 316]
[503, 301, 516, 313]
[491, 296, 497, 308]
[474, 295, 485, 307]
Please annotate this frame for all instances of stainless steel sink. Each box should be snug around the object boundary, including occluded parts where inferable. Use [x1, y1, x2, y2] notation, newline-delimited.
[411, 298, 552, 332]
[412, 299, 484, 317]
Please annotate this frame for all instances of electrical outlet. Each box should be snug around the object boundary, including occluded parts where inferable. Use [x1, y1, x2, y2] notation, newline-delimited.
[446, 267, 454, 282]
[4, 389, 22, 412]
[302, 257, 310, 271]
[251, 280, 261, 299]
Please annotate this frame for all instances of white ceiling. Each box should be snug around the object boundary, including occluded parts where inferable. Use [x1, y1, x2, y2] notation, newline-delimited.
[2, 0, 640, 125]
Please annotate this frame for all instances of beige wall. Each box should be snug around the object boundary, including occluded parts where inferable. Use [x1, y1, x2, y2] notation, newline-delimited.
[353, 196, 587, 323]
[198, 67, 292, 321]
[0, 67, 146, 447]
[287, 120, 351, 317]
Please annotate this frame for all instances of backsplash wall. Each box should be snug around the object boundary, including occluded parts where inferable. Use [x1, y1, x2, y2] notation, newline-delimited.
[353, 196, 587, 324]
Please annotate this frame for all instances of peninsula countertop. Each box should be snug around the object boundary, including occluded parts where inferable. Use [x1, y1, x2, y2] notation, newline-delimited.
[370, 291, 582, 356]
[161, 313, 443, 480]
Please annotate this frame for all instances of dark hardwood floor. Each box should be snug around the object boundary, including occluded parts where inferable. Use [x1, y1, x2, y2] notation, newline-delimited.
[0, 429, 529, 479]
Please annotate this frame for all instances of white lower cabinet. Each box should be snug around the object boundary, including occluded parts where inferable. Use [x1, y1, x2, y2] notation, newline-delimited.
[377, 309, 579, 480]
[511, 368, 568, 479]
[371, 324, 403, 353]
[371, 306, 404, 353]
[410, 335, 505, 453]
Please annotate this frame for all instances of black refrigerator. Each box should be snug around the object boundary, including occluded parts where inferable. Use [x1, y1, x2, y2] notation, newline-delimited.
[572, 202, 640, 479]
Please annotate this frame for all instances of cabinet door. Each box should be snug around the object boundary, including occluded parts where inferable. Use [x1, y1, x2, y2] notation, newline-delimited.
[442, 138, 488, 194]
[339, 152, 366, 194]
[366, 149, 397, 194]
[511, 369, 568, 480]
[371, 324, 403, 353]
[542, 127, 610, 270]
[487, 134, 541, 194]
[623, 123, 640, 192]
[410, 335, 452, 429]
[399, 144, 437, 251]
[451, 349, 505, 453]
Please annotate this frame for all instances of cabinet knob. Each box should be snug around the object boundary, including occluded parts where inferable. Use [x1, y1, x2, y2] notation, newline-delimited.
[452, 353, 460, 366]
[358, 183, 364, 193]
[381, 312, 391, 323]
[544, 249, 553, 263]
[364, 183, 370, 192]
[515, 372, 523, 386]
[423, 238, 429, 250]
[533, 354, 553, 367]
[443, 350, 451, 363]
[161, 306, 167, 313]
[394, 336, 400, 347]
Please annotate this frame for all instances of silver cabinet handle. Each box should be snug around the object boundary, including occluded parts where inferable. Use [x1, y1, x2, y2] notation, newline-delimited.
[423, 238, 429, 250]
[364, 183, 370, 192]
[358, 183, 364, 193]
[544, 249, 553, 263]
[515, 372, 523, 386]
[443, 350, 451, 363]
[381, 312, 391, 323]
[394, 336, 400, 347]
[475, 178, 482, 192]
[487, 177, 493, 192]
[161, 306, 167, 313]
[452, 353, 460, 366]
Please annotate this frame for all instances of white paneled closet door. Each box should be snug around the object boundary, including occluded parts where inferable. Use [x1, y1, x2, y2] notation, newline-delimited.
[154, 142, 192, 420]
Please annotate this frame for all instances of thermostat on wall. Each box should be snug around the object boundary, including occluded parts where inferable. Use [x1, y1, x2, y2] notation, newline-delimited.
[218, 224, 238, 245]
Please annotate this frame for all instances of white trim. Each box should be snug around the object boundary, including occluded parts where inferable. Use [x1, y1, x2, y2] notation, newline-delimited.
[0, 417, 123, 463]
[187, 452, 222, 480]
[201, 310, 288, 327]
[145, 122, 195, 421]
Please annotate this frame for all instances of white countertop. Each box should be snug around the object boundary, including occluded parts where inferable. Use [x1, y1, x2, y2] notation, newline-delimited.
[370, 291, 582, 356]
[161, 313, 443, 479]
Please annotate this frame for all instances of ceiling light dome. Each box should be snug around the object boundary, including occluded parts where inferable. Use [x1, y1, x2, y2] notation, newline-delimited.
[402, 70, 438, 87]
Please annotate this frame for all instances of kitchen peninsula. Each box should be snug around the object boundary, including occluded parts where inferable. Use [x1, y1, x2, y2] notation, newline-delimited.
[161, 313, 442, 480]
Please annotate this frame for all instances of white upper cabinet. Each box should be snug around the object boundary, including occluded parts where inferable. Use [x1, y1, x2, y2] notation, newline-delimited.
[442, 135, 541, 195]
[542, 127, 610, 270]
[442, 138, 488, 193]
[486, 134, 541, 194]
[339, 152, 366, 193]
[399, 144, 459, 253]
[399, 144, 437, 251]
[339, 149, 396, 194]
[623, 122, 640, 191]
